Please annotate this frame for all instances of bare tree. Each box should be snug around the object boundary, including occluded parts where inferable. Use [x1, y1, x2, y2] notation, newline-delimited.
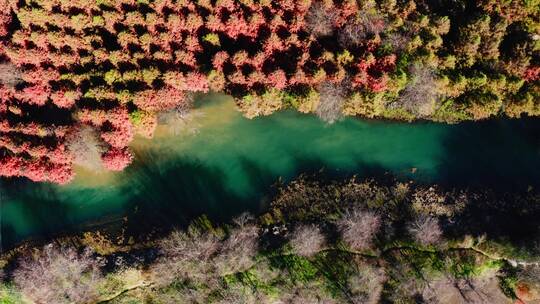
[153, 213, 259, 285]
[518, 265, 540, 286]
[13, 244, 104, 304]
[337, 209, 381, 250]
[348, 264, 386, 304]
[158, 230, 220, 264]
[515, 264, 540, 301]
[152, 229, 220, 285]
[66, 126, 106, 171]
[276, 281, 338, 304]
[386, 263, 425, 303]
[305, 2, 337, 38]
[407, 215, 443, 246]
[339, 13, 385, 47]
[422, 271, 510, 304]
[0, 62, 22, 89]
[289, 224, 326, 257]
[316, 81, 348, 124]
[384, 32, 411, 51]
[232, 212, 255, 227]
[214, 218, 260, 275]
[215, 284, 266, 304]
[394, 64, 439, 117]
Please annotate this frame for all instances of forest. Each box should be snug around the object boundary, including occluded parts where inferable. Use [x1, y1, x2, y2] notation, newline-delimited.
[1, 176, 540, 303]
[0, 0, 539, 183]
[0, 1, 539, 303]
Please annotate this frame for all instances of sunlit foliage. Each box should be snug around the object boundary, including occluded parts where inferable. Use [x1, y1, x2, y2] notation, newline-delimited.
[0, 0, 538, 183]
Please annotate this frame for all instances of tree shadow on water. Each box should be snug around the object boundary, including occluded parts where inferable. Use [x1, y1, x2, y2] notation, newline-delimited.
[438, 118, 540, 250]
[118, 149, 398, 237]
[0, 178, 73, 250]
[436, 117, 540, 191]
[0, 148, 399, 250]
[118, 150, 263, 237]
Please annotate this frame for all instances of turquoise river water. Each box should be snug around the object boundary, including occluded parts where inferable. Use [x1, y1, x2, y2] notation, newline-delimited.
[1, 95, 539, 249]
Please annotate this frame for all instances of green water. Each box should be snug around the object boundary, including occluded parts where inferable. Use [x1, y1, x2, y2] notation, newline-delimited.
[1, 95, 540, 249]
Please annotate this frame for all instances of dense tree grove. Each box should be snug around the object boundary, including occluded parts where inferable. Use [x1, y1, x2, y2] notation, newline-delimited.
[0, 0, 538, 183]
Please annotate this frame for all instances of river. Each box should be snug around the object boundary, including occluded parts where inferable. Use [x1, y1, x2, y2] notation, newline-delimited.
[1, 95, 539, 249]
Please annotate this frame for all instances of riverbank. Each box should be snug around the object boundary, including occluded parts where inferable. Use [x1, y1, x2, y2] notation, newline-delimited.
[2, 176, 540, 303]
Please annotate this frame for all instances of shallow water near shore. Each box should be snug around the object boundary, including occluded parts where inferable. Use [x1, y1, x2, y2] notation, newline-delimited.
[1, 95, 540, 249]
